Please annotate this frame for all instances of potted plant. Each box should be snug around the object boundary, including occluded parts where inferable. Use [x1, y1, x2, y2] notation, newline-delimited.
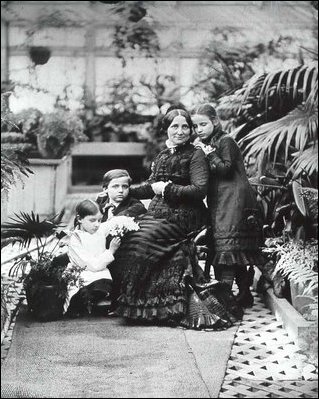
[1, 211, 83, 321]
[36, 109, 88, 159]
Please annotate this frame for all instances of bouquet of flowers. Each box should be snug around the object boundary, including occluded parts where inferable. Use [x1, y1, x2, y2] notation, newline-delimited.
[107, 216, 140, 237]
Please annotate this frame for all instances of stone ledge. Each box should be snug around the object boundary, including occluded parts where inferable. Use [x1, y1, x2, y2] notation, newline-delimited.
[253, 267, 317, 365]
[263, 286, 318, 365]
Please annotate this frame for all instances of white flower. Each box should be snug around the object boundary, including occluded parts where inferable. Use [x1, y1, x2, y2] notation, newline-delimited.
[107, 216, 140, 237]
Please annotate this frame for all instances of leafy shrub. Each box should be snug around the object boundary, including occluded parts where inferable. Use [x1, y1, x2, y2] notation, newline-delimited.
[36, 110, 88, 158]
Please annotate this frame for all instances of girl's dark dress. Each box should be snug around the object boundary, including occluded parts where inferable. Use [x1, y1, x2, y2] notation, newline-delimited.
[110, 142, 243, 329]
[204, 131, 264, 268]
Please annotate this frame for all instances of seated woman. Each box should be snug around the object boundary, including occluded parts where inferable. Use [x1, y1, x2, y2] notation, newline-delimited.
[111, 108, 243, 329]
[63, 199, 121, 317]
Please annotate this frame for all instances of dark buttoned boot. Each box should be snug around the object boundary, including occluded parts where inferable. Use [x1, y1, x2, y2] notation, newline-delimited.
[235, 266, 254, 308]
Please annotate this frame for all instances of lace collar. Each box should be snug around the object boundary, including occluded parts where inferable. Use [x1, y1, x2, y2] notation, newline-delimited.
[165, 139, 178, 153]
[165, 139, 191, 153]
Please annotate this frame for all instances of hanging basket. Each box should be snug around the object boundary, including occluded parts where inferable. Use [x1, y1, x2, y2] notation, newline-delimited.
[29, 46, 51, 66]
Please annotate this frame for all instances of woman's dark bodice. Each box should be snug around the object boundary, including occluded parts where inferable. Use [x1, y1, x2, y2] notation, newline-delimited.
[130, 143, 209, 232]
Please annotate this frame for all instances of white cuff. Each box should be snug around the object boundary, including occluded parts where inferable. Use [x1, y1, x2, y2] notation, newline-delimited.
[161, 182, 170, 197]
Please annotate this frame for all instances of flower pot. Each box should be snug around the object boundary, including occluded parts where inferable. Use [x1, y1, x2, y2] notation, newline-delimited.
[25, 282, 65, 321]
[36, 134, 56, 159]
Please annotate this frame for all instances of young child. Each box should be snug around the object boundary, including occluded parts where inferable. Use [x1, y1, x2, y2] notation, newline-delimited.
[191, 103, 264, 308]
[64, 199, 121, 317]
[95, 169, 146, 312]
[96, 169, 146, 222]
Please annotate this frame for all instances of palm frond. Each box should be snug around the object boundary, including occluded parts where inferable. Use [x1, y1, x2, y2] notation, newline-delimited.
[239, 105, 318, 164]
[1, 211, 64, 250]
[235, 64, 318, 124]
[239, 73, 265, 109]
[228, 123, 246, 139]
[290, 142, 318, 179]
[305, 80, 318, 113]
[259, 64, 317, 107]
[1, 236, 23, 249]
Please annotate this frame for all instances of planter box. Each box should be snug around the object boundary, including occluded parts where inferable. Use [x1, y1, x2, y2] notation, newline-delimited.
[264, 287, 317, 363]
[2, 156, 71, 222]
[254, 268, 318, 364]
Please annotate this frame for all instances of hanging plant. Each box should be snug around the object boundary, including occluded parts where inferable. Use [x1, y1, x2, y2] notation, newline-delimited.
[112, 2, 159, 67]
[29, 46, 51, 66]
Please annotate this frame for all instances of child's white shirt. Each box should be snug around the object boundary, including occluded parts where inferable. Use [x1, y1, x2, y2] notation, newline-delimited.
[64, 222, 114, 313]
[68, 224, 113, 278]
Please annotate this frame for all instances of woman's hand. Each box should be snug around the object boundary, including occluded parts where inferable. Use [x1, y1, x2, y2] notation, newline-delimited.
[151, 181, 169, 195]
[109, 236, 121, 254]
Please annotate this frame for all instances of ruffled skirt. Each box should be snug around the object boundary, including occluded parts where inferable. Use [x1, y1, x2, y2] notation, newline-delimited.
[112, 215, 243, 330]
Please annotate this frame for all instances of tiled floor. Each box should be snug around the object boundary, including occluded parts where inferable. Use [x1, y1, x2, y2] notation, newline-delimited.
[2, 285, 317, 397]
[1, 276, 24, 364]
[220, 293, 318, 398]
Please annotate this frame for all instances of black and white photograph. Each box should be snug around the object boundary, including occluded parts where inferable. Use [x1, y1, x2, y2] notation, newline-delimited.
[1, 1, 318, 397]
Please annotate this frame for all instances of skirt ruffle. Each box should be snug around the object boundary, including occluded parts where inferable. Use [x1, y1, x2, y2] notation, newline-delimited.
[116, 293, 187, 320]
[116, 282, 243, 331]
[212, 251, 265, 267]
[180, 288, 233, 330]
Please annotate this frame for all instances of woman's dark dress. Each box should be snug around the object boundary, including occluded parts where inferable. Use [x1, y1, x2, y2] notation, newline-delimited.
[110, 142, 243, 328]
[204, 131, 264, 267]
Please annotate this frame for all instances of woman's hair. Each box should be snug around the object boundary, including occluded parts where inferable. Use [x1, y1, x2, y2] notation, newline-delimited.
[102, 169, 132, 189]
[165, 102, 187, 114]
[160, 108, 193, 135]
[74, 199, 101, 228]
[190, 103, 223, 131]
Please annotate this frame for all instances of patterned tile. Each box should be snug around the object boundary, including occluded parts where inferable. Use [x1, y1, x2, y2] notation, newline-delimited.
[1, 275, 25, 364]
[220, 292, 318, 398]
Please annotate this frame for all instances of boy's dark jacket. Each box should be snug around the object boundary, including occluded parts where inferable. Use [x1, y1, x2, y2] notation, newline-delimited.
[96, 195, 147, 222]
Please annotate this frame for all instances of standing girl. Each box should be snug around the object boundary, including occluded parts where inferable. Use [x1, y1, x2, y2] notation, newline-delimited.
[64, 199, 121, 317]
[191, 103, 264, 307]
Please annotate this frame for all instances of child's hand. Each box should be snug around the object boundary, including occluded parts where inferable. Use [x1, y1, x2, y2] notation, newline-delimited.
[109, 236, 121, 254]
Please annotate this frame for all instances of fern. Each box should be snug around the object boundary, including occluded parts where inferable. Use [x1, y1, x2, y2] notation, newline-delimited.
[270, 239, 318, 298]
